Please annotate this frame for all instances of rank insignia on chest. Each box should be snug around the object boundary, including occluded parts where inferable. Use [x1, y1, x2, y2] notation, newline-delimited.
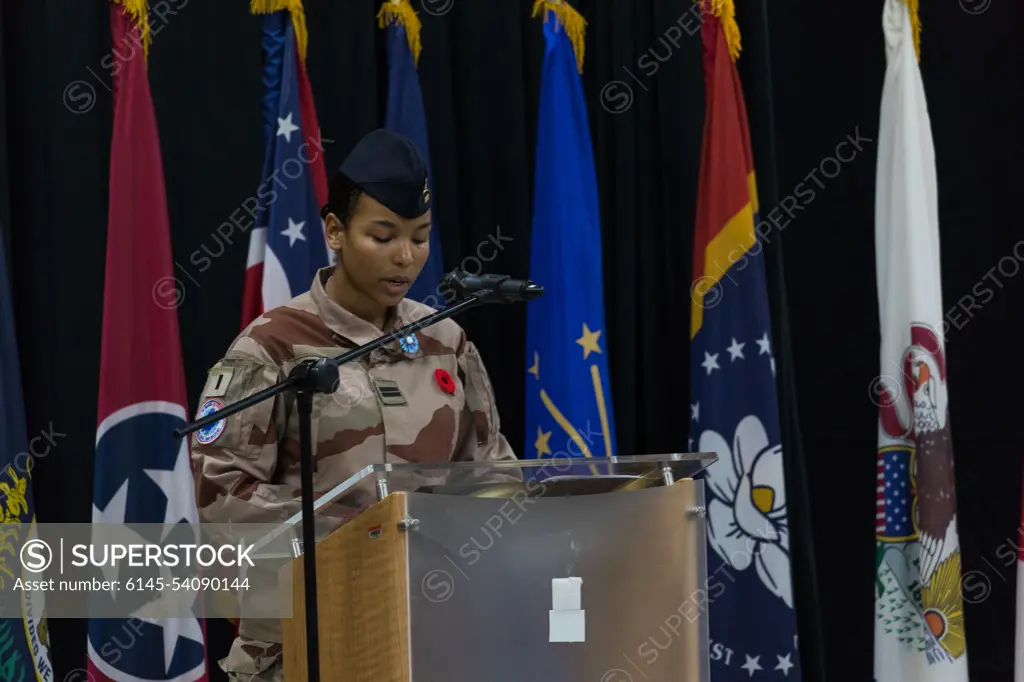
[372, 378, 407, 406]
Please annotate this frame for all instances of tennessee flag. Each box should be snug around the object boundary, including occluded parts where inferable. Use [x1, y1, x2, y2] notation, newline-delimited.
[688, 2, 801, 680]
[87, 4, 208, 681]
[873, 1, 967, 680]
[524, 2, 616, 474]
[240, 5, 330, 329]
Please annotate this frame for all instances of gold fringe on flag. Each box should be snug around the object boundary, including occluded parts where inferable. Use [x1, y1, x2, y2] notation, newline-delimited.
[705, 0, 742, 61]
[903, 0, 921, 61]
[531, 0, 586, 74]
[378, 0, 423, 67]
[251, 0, 309, 62]
[112, 0, 151, 61]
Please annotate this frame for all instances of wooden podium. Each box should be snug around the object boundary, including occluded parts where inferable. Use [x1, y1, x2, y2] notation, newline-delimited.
[261, 454, 717, 682]
[281, 492, 412, 681]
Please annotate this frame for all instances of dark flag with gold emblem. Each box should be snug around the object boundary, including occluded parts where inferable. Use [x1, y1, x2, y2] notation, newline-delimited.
[0, 221, 53, 681]
[524, 2, 616, 470]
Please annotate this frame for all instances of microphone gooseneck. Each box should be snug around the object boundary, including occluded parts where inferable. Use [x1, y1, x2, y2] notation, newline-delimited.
[442, 269, 544, 302]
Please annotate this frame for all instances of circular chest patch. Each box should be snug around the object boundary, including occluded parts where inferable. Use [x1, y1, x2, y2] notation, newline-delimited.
[399, 334, 420, 353]
[194, 398, 226, 445]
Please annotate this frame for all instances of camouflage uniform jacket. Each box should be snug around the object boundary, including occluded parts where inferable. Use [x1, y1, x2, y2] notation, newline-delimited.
[191, 267, 517, 676]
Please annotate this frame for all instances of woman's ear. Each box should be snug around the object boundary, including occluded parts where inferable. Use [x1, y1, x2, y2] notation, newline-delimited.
[324, 212, 345, 252]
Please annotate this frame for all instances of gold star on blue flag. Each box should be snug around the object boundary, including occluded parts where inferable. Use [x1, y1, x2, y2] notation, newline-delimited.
[524, 3, 616, 475]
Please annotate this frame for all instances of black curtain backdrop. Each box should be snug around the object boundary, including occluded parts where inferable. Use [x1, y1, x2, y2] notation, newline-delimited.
[1, 2, 1021, 682]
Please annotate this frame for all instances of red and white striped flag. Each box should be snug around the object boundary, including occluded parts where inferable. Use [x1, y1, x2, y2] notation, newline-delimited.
[241, 5, 329, 329]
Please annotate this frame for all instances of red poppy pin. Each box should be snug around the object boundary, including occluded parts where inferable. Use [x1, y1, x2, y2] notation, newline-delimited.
[435, 369, 455, 395]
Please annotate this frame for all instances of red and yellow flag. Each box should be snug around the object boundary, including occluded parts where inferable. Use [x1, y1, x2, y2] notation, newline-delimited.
[688, 3, 803, 680]
[690, 0, 757, 339]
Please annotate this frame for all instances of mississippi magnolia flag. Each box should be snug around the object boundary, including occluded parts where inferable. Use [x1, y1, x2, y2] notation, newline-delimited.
[873, 0, 967, 680]
[241, 6, 330, 328]
[524, 2, 617, 474]
[87, 5, 208, 681]
[688, 2, 801, 679]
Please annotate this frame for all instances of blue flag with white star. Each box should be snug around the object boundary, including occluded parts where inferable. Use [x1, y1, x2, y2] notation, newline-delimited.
[524, 12, 617, 473]
[383, 19, 445, 306]
[688, 5, 801, 679]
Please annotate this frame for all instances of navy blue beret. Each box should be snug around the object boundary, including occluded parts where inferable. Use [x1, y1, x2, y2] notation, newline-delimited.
[328, 129, 430, 220]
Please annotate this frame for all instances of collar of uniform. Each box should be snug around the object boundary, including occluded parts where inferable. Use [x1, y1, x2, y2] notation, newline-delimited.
[310, 267, 408, 348]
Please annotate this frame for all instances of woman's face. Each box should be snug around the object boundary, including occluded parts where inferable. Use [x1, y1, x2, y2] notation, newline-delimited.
[325, 193, 432, 309]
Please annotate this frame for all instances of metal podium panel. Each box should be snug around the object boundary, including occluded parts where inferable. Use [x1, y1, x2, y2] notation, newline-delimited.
[405, 482, 709, 682]
[247, 453, 717, 561]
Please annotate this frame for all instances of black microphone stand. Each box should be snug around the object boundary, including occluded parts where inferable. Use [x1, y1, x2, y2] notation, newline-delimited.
[174, 271, 541, 682]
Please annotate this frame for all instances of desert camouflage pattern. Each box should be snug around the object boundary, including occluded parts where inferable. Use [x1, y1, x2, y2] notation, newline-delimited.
[192, 267, 517, 680]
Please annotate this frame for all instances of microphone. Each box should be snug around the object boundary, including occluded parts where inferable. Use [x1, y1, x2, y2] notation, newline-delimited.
[442, 269, 544, 301]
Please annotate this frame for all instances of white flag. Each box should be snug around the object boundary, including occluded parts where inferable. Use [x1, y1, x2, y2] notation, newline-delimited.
[873, 1, 968, 680]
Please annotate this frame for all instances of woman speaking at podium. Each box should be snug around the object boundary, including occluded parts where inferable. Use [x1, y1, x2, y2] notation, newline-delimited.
[190, 129, 517, 682]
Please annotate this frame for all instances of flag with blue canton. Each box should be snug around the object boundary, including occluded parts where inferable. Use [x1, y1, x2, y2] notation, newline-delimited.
[380, 1, 445, 306]
[241, 9, 330, 326]
[525, 5, 616, 476]
[0, 223, 53, 682]
[876, 449, 914, 542]
[87, 5, 207, 681]
[688, 3, 800, 679]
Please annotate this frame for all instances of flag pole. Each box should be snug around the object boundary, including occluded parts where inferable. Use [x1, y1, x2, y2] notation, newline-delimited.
[175, 269, 542, 681]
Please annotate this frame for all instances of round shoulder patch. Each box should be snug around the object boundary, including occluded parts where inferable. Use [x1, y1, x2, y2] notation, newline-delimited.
[194, 398, 226, 445]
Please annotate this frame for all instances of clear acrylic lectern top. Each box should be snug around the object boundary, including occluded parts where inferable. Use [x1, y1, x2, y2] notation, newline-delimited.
[249, 452, 717, 559]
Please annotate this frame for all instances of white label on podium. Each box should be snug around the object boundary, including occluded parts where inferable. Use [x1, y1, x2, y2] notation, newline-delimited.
[549, 577, 585, 642]
[551, 577, 582, 609]
[549, 610, 586, 642]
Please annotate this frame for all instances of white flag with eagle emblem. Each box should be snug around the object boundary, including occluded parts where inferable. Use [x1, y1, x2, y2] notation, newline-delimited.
[872, 0, 968, 680]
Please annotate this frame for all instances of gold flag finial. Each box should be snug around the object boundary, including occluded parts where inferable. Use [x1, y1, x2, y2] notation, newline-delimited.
[705, 0, 742, 61]
[112, 0, 152, 61]
[904, 0, 921, 61]
[251, 0, 309, 62]
[378, 0, 423, 67]
[532, 0, 586, 74]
